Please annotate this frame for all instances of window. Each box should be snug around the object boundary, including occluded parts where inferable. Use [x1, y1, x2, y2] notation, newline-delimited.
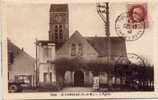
[43, 72, 52, 83]
[55, 25, 58, 28]
[59, 25, 63, 39]
[50, 72, 52, 83]
[55, 32, 58, 40]
[78, 43, 83, 56]
[54, 25, 58, 40]
[59, 25, 62, 28]
[71, 44, 76, 56]
[44, 73, 48, 82]
[48, 48, 52, 59]
[43, 47, 52, 59]
[44, 47, 49, 58]
[54, 24, 63, 40]
[59, 29, 63, 39]
[55, 29, 58, 33]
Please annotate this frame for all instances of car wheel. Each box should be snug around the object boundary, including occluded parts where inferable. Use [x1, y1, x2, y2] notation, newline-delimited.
[9, 84, 18, 93]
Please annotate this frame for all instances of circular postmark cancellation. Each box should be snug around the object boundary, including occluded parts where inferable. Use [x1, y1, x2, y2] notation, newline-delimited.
[115, 53, 145, 66]
[127, 53, 145, 66]
[115, 12, 145, 41]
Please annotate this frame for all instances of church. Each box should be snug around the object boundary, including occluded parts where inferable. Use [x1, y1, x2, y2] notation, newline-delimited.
[36, 4, 127, 87]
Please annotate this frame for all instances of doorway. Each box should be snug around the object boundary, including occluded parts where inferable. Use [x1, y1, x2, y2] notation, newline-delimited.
[74, 71, 84, 86]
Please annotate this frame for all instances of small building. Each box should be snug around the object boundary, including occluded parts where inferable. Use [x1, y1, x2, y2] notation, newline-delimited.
[8, 40, 36, 87]
[36, 41, 56, 87]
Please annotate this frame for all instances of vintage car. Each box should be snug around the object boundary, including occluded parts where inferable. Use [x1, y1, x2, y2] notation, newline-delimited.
[8, 80, 24, 92]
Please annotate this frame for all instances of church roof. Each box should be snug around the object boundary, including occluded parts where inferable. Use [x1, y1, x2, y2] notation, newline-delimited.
[85, 36, 127, 57]
[56, 30, 127, 58]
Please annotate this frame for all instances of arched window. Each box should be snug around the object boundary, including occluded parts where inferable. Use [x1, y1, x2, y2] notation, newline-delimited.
[71, 44, 76, 56]
[54, 24, 63, 40]
[54, 25, 59, 40]
[59, 25, 62, 28]
[78, 43, 83, 56]
[59, 25, 63, 39]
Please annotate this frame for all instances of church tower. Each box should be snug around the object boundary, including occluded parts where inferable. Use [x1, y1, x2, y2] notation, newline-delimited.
[49, 4, 69, 49]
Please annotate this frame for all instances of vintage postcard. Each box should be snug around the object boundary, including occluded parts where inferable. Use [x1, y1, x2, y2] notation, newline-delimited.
[1, 0, 158, 99]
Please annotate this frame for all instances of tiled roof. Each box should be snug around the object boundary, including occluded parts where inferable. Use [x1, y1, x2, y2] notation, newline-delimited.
[8, 39, 22, 57]
[8, 39, 35, 73]
[85, 36, 127, 57]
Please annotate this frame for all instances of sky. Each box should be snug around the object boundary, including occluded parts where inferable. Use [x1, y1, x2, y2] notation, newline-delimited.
[5, 2, 155, 64]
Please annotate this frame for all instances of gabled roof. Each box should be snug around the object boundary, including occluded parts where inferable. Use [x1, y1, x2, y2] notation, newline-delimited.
[8, 39, 22, 57]
[8, 39, 35, 62]
[85, 36, 127, 57]
[8, 39, 35, 75]
[57, 30, 127, 58]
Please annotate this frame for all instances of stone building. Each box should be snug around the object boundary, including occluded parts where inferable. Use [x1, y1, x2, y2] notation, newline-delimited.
[55, 31, 127, 86]
[36, 4, 69, 87]
[49, 4, 69, 49]
[36, 4, 127, 87]
[36, 41, 56, 86]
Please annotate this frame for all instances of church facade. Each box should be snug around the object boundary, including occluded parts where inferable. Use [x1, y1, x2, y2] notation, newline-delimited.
[36, 4, 127, 87]
[55, 31, 127, 86]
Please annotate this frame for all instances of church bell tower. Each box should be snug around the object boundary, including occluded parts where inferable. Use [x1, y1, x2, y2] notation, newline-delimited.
[49, 4, 69, 49]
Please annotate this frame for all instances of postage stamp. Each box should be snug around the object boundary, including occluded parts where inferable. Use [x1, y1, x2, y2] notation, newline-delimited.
[128, 3, 148, 28]
[115, 3, 148, 41]
[1, 0, 157, 99]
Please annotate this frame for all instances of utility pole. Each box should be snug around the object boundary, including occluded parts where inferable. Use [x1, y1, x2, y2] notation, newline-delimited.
[35, 38, 38, 87]
[97, 2, 111, 65]
[97, 2, 112, 90]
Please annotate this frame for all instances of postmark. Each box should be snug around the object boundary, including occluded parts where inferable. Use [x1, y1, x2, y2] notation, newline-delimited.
[127, 53, 145, 65]
[115, 53, 145, 66]
[115, 12, 145, 41]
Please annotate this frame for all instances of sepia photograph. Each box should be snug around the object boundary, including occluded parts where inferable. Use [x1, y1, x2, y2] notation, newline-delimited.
[2, 0, 157, 99]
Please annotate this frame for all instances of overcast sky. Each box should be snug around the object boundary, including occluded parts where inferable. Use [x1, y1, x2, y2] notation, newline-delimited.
[5, 2, 156, 63]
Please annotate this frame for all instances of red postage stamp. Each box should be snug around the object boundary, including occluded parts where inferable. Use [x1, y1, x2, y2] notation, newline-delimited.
[127, 3, 148, 28]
